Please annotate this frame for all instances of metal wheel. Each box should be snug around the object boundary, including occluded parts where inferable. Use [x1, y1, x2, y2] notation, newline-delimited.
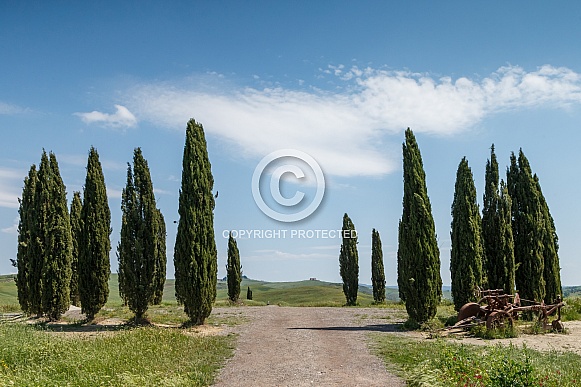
[552, 320, 564, 332]
[457, 302, 482, 322]
[486, 311, 513, 330]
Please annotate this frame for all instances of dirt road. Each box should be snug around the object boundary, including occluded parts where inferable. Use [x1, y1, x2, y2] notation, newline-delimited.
[212, 306, 405, 387]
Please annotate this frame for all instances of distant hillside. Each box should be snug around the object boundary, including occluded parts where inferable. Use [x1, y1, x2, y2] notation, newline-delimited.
[6, 273, 569, 308]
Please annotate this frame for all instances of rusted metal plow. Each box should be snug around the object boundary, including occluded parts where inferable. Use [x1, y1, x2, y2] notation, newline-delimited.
[446, 289, 565, 333]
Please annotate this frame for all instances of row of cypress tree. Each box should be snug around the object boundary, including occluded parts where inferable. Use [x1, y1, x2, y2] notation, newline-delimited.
[398, 128, 561, 323]
[15, 148, 112, 320]
[16, 118, 218, 325]
[339, 214, 386, 306]
[450, 146, 562, 312]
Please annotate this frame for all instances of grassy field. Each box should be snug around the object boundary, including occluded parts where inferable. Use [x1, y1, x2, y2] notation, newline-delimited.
[371, 334, 581, 387]
[0, 323, 235, 386]
[1, 274, 404, 308]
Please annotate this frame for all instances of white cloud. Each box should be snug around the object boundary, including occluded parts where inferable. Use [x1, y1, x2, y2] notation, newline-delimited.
[0, 167, 24, 209]
[122, 65, 581, 177]
[74, 104, 137, 129]
[0, 101, 28, 115]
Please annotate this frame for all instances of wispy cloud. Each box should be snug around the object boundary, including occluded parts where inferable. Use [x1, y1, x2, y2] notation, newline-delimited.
[122, 64, 581, 177]
[0, 167, 24, 209]
[244, 249, 337, 262]
[106, 187, 123, 199]
[74, 104, 137, 129]
[1, 217, 19, 235]
[0, 101, 29, 115]
[59, 154, 125, 171]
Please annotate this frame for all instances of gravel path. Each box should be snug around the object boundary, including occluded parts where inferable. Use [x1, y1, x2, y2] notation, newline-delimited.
[213, 306, 405, 387]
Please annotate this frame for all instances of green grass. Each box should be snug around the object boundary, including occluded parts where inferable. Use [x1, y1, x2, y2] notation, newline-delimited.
[371, 334, 581, 387]
[0, 323, 235, 386]
[1, 275, 405, 309]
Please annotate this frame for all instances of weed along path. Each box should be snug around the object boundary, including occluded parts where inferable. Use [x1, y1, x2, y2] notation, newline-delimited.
[213, 306, 405, 387]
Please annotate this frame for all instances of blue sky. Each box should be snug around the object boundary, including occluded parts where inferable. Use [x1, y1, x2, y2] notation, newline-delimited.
[2, 2, 581, 286]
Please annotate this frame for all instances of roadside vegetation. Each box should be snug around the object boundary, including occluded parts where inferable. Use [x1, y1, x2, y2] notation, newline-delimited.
[0, 323, 234, 387]
[371, 334, 581, 387]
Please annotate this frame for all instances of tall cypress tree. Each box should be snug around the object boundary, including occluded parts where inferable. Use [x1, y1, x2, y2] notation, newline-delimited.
[29, 152, 51, 316]
[117, 165, 134, 306]
[174, 119, 217, 325]
[397, 128, 442, 324]
[79, 147, 111, 320]
[482, 144, 499, 289]
[15, 165, 37, 314]
[507, 150, 545, 303]
[69, 191, 82, 306]
[535, 175, 562, 303]
[498, 181, 516, 295]
[339, 213, 359, 306]
[40, 153, 73, 320]
[118, 148, 163, 320]
[152, 208, 167, 305]
[226, 233, 242, 302]
[371, 229, 386, 303]
[450, 157, 484, 311]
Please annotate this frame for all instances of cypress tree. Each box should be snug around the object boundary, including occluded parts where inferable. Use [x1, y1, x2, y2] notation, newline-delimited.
[507, 150, 545, 303]
[174, 119, 217, 325]
[152, 208, 167, 305]
[339, 213, 359, 306]
[535, 175, 562, 303]
[118, 148, 162, 320]
[246, 286, 252, 300]
[29, 152, 51, 316]
[450, 157, 484, 311]
[69, 191, 82, 306]
[482, 144, 499, 289]
[15, 165, 37, 314]
[482, 145, 517, 294]
[498, 181, 516, 294]
[226, 233, 242, 302]
[397, 128, 442, 324]
[371, 229, 386, 304]
[79, 147, 111, 320]
[117, 165, 134, 306]
[40, 153, 73, 320]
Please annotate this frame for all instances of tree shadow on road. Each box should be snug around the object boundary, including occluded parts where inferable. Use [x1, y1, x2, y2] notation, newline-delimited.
[288, 323, 403, 333]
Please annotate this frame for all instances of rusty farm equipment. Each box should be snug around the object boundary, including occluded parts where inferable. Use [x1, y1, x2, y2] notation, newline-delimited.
[447, 289, 565, 333]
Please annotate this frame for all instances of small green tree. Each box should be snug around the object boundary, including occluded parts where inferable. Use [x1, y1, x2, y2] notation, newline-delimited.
[339, 213, 359, 306]
[397, 128, 442, 324]
[69, 191, 82, 306]
[174, 119, 217, 325]
[226, 233, 242, 302]
[152, 208, 166, 305]
[450, 157, 484, 311]
[371, 229, 386, 303]
[246, 286, 253, 300]
[79, 147, 111, 320]
[15, 165, 37, 314]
